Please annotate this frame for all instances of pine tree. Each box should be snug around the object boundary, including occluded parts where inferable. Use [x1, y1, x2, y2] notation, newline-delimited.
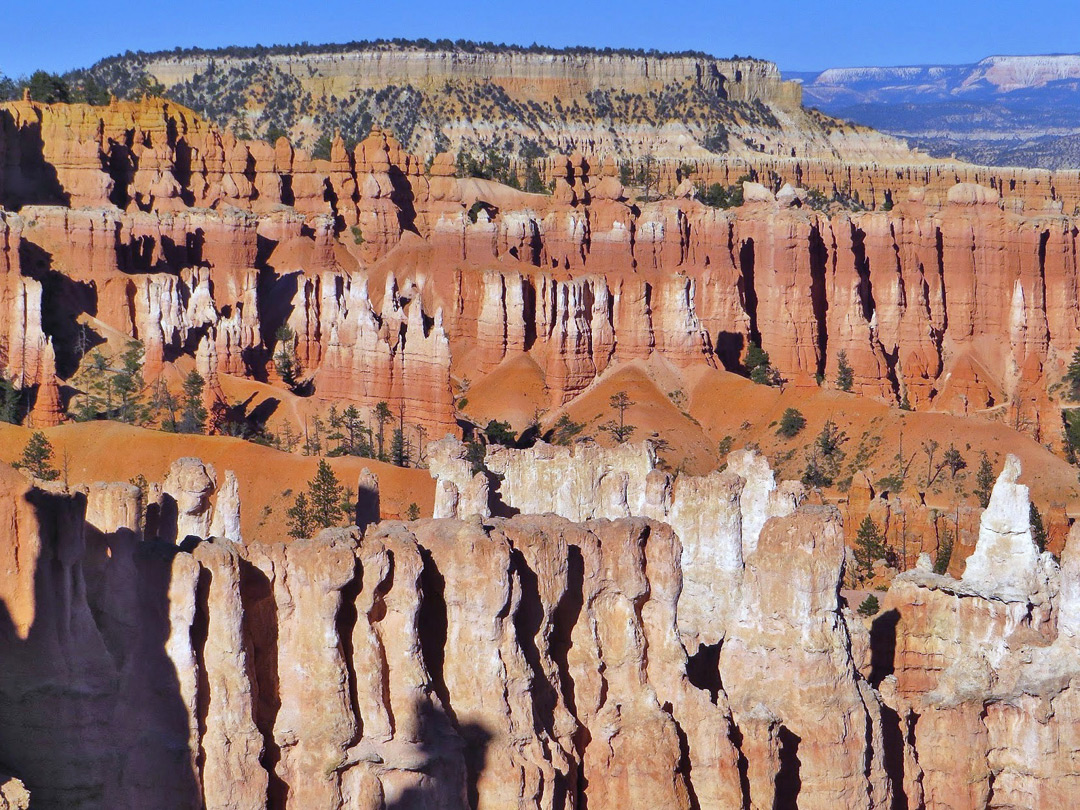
[0, 378, 21, 425]
[286, 492, 315, 539]
[1065, 345, 1080, 400]
[308, 459, 345, 528]
[14, 431, 60, 481]
[599, 391, 636, 443]
[942, 444, 967, 479]
[776, 408, 806, 438]
[374, 401, 392, 461]
[853, 515, 887, 582]
[836, 350, 854, 392]
[406, 502, 421, 520]
[933, 524, 955, 575]
[179, 371, 207, 434]
[975, 452, 995, 508]
[274, 325, 301, 389]
[745, 342, 779, 386]
[1030, 501, 1048, 554]
[391, 428, 409, 467]
[112, 342, 146, 424]
[857, 594, 880, 617]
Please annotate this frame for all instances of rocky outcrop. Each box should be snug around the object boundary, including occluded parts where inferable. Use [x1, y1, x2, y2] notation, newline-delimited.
[2, 445, 1080, 809]
[4, 101, 1080, 442]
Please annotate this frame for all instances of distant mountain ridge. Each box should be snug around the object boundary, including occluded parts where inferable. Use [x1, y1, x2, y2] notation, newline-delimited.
[789, 53, 1080, 168]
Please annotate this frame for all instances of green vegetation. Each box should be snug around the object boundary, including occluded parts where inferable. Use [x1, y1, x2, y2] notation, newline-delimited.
[406, 502, 421, 521]
[852, 515, 887, 583]
[599, 391, 636, 444]
[835, 350, 854, 392]
[857, 594, 881, 617]
[274, 325, 302, 390]
[975, 452, 995, 508]
[934, 524, 955, 575]
[776, 408, 806, 439]
[744, 341, 780, 386]
[14, 431, 60, 481]
[1065, 345, 1080, 400]
[802, 420, 847, 488]
[179, 371, 208, 435]
[287, 459, 349, 538]
[0, 378, 23, 425]
[695, 178, 748, 209]
[549, 414, 586, 446]
[1030, 502, 1048, 554]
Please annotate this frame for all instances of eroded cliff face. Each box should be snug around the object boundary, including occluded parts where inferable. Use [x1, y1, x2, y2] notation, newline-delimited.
[0, 442, 1078, 809]
[1, 102, 1078, 444]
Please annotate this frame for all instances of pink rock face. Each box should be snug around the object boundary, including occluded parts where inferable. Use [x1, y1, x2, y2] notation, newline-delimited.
[7, 449, 1080, 809]
[7, 99, 1080, 440]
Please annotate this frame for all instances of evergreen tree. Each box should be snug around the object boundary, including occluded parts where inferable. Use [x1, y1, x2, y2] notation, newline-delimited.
[1030, 501, 1048, 554]
[286, 492, 315, 539]
[374, 401, 392, 460]
[836, 350, 854, 392]
[0, 378, 22, 425]
[484, 419, 516, 446]
[1065, 345, 1080, 400]
[406, 502, 421, 521]
[975, 452, 995, 508]
[308, 459, 346, 528]
[857, 594, 880, 617]
[549, 414, 586, 446]
[942, 444, 967, 479]
[599, 390, 635, 444]
[390, 428, 409, 467]
[934, 524, 955, 575]
[776, 408, 806, 438]
[14, 431, 60, 481]
[853, 515, 887, 582]
[274, 325, 301, 389]
[151, 378, 179, 432]
[745, 342, 780, 386]
[179, 371, 207, 434]
[112, 342, 146, 424]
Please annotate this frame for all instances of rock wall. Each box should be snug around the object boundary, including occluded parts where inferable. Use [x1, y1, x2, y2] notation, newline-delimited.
[0, 449, 1078, 808]
[2, 101, 1080, 441]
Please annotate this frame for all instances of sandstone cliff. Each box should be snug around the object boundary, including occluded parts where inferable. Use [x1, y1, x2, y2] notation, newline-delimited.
[0, 443, 1075, 809]
[4, 103, 1080, 449]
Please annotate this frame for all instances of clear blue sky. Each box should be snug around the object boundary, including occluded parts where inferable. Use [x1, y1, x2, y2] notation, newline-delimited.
[3, 0, 1080, 77]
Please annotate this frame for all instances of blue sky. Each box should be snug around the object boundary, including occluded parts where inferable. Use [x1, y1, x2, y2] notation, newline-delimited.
[3, 0, 1080, 77]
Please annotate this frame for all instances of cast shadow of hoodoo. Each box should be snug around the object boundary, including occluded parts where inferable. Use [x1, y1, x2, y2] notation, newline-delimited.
[0, 471, 497, 810]
[0, 482, 201, 809]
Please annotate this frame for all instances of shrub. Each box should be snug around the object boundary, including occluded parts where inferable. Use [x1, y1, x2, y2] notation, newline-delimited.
[776, 408, 806, 439]
[857, 594, 880, 617]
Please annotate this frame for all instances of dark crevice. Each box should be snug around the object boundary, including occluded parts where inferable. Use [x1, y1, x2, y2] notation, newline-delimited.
[686, 642, 722, 704]
[336, 557, 362, 744]
[738, 238, 760, 347]
[239, 557, 287, 808]
[808, 225, 830, 378]
[727, 722, 752, 810]
[191, 565, 212, 791]
[850, 224, 876, 322]
[417, 548, 455, 724]
[881, 703, 909, 810]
